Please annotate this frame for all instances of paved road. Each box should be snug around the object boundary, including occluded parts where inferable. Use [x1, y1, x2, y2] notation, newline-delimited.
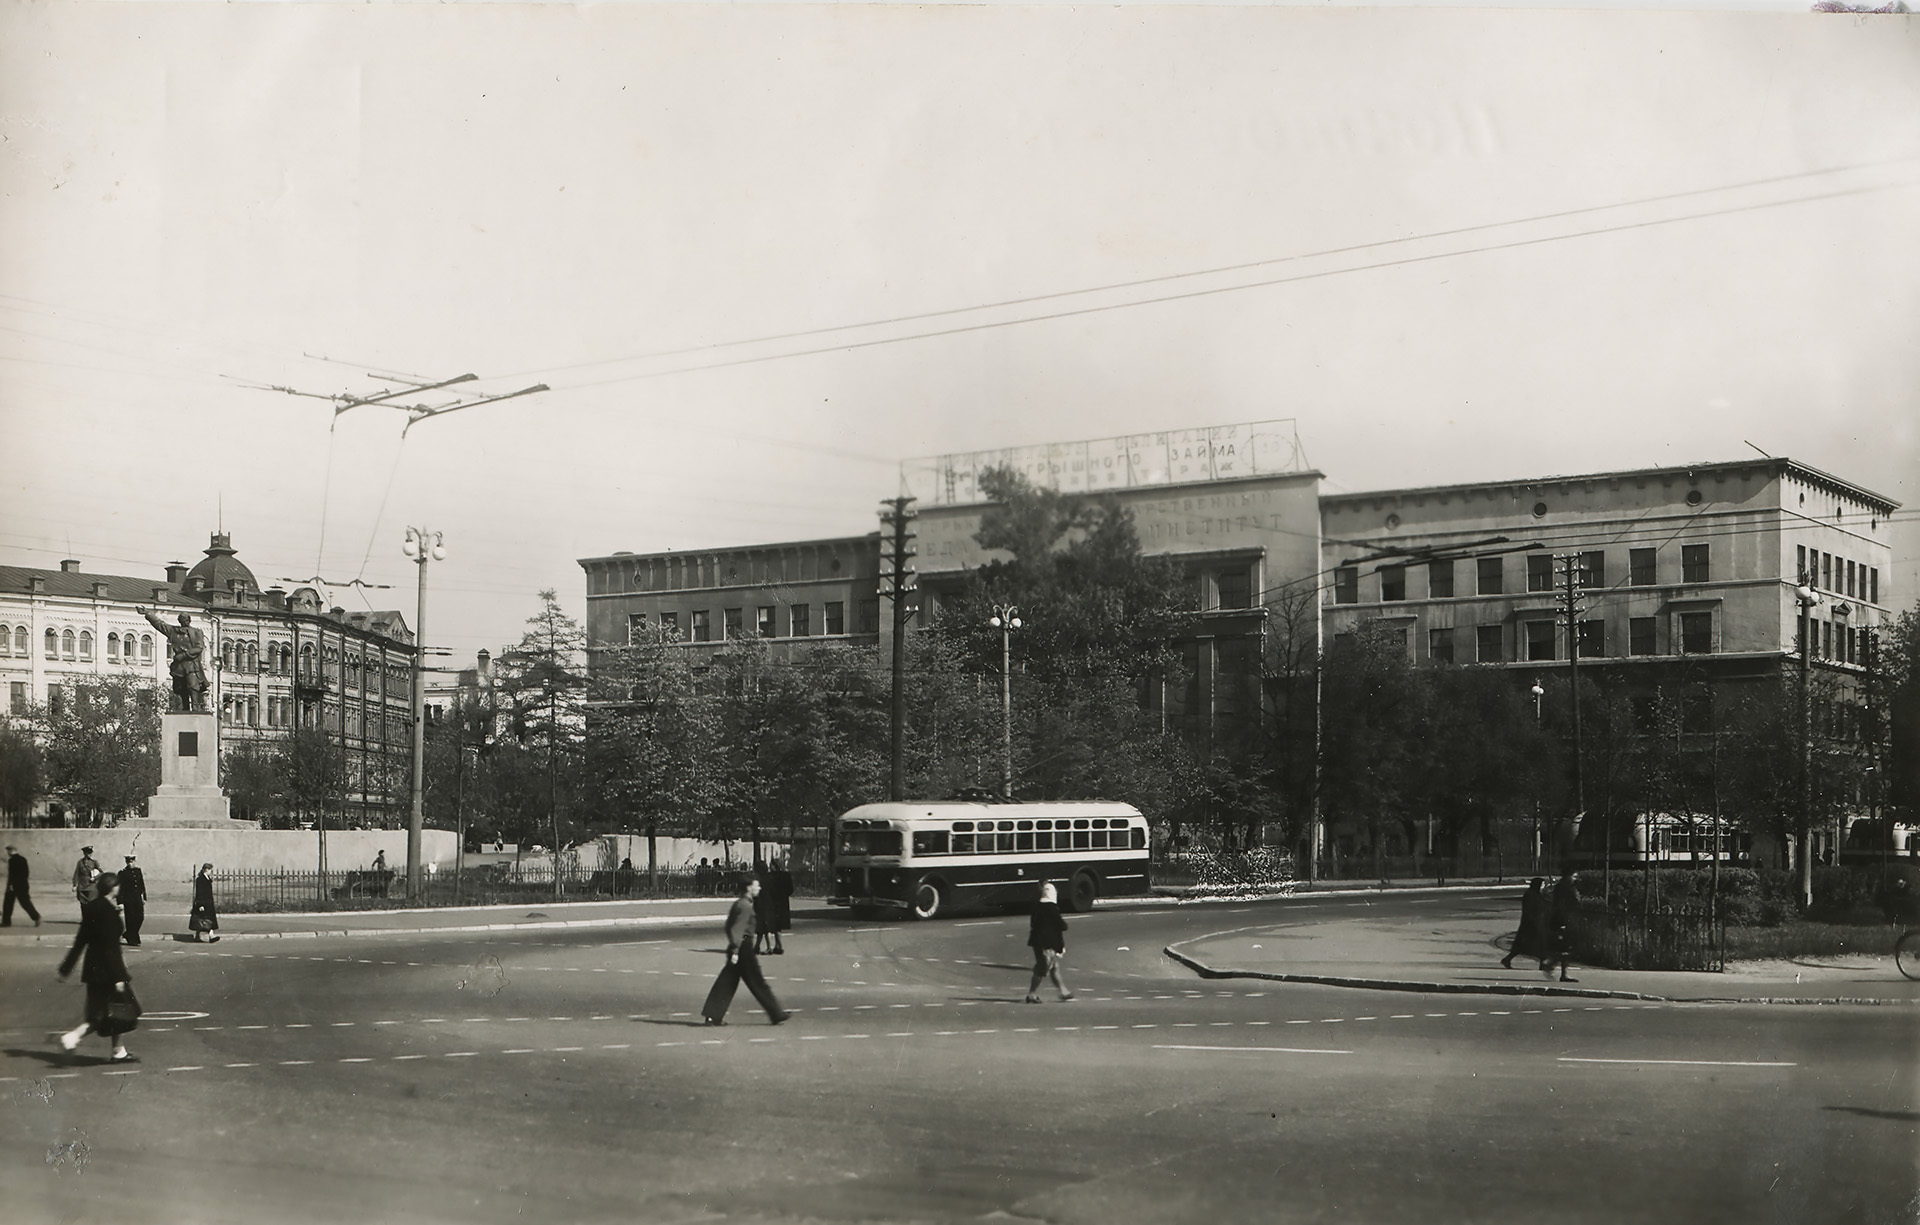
[3, 893, 1914, 1224]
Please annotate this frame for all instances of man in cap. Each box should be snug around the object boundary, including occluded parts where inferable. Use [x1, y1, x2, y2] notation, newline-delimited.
[72, 846, 100, 905]
[119, 854, 147, 946]
[3, 844, 41, 927]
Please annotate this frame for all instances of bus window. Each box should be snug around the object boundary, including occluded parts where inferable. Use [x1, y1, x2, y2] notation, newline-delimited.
[839, 829, 903, 857]
[1073, 819, 1089, 829]
[996, 821, 1016, 831]
[913, 830, 950, 856]
[1131, 825, 1146, 850]
[1073, 829, 1089, 849]
[1036, 830, 1053, 851]
[1016, 831, 1034, 851]
[997, 831, 1015, 853]
[1091, 829, 1109, 848]
[951, 833, 974, 853]
[1016, 820, 1033, 831]
[952, 821, 974, 831]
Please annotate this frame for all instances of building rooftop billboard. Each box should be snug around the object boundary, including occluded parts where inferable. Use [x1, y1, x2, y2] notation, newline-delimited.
[901, 419, 1309, 506]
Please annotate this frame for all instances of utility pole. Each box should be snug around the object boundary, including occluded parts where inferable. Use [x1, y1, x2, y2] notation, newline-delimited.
[402, 526, 445, 900]
[1555, 554, 1588, 887]
[879, 496, 917, 802]
[1795, 574, 1822, 912]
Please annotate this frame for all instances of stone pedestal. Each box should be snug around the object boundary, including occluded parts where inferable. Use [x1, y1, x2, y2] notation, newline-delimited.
[125, 712, 258, 829]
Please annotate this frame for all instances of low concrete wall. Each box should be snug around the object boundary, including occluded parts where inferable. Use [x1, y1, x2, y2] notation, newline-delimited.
[0, 827, 457, 907]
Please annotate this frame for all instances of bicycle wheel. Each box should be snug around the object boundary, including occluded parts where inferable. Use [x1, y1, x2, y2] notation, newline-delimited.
[1897, 930, 1920, 982]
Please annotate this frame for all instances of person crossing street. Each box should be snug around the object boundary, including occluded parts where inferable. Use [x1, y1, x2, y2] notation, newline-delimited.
[701, 877, 789, 1027]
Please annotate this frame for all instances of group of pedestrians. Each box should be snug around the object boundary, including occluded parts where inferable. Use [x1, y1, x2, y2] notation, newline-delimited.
[1501, 867, 1581, 983]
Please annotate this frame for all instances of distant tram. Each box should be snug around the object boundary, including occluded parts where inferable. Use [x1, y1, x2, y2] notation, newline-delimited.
[827, 801, 1152, 919]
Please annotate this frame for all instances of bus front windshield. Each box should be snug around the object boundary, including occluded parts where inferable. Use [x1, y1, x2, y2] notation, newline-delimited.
[838, 828, 903, 857]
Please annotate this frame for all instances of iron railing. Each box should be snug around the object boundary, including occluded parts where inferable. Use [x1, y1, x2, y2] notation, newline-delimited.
[1565, 903, 1726, 972]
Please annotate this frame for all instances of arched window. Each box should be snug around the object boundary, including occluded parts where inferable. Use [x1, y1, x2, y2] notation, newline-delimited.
[0, 629, 7, 658]
[45, 628, 58, 659]
[246, 643, 258, 672]
[61, 629, 75, 659]
[106, 632, 119, 661]
[140, 634, 154, 662]
[222, 639, 234, 669]
[247, 697, 259, 726]
[78, 631, 93, 661]
[13, 626, 25, 655]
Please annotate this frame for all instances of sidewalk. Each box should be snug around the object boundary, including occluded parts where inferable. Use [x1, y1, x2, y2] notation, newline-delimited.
[1162, 884, 1920, 1005]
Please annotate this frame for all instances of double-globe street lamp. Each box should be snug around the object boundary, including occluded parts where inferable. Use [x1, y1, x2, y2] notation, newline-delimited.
[1531, 678, 1545, 873]
[988, 604, 1021, 799]
[403, 525, 446, 900]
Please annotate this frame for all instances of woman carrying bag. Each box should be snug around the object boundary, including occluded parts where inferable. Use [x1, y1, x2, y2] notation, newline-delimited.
[189, 862, 220, 943]
[1024, 882, 1075, 1004]
[57, 871, 140, 1062]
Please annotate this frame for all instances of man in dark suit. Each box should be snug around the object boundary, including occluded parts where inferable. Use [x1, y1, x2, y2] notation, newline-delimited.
[3, 845, 41, 926]
[118, 855, 147, 946]
[701, 877, 789, 1027]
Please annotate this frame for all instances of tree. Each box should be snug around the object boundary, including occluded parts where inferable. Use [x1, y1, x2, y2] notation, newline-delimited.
[280, 726, 347, 827]
[0, 717, 43, 822]
[38, 677, 161, 825]
[224, 738, 287, 826]
[585, 622, 727, 841]
[494, 590, 589, 868]
[1318, 620, 1426, 880]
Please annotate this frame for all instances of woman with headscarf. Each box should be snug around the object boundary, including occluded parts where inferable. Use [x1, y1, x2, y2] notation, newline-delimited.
[189, 862, 220, 943]
[1024, 882, 1074, 1004]
[57, 871, 138, 1062]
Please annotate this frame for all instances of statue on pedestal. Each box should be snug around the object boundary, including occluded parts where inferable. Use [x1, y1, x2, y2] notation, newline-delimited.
[138, 607, 208, 714]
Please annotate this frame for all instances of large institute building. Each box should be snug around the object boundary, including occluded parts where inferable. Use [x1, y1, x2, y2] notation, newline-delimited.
[1, 533, 416, 827]
[578, 423, 1901, 858]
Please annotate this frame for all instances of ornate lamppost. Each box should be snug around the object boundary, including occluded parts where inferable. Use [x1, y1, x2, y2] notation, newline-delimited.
[403, 526, 445, 899]
[988, 604, 1021, 799]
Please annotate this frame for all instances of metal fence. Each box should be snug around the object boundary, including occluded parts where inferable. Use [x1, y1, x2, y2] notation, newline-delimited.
[1566, 903, 1726, 972]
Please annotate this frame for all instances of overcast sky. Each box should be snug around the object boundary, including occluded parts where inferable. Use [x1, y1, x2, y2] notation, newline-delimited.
[3, 2, 1915, 658]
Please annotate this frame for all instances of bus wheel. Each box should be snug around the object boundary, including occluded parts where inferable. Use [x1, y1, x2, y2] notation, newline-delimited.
[1066, 871, 1098, 914]
[910, 879, 947, 921]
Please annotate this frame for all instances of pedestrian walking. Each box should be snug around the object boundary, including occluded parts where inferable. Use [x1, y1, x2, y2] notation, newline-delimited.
[1543, 867, 1580, 983]
[1024, 882, 1074, 1003]
[72, 845, 100, 904]
[701, 877, 789, 1026]
[189, 862, 220, 943]
[3, 844, 42, 927]
[1501, 878, 1548, 971]
[694, 858, 713, 895]
[119, 855, 148, 946]
[763, 855, 793, 955]
[56, 871, 140, 1062]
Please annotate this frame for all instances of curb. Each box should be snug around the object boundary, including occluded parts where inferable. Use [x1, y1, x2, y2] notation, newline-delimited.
[0, 913, 723, 945]
[1162, 947, 1920, 1007]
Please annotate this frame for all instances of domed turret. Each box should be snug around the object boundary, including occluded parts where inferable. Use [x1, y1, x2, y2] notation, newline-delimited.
[182, 532, 259, 598]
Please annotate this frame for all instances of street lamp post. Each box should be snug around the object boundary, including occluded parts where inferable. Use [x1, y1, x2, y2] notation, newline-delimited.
[1531, 678, 1545, 874]
[403, 526, 446, 900]
[1796, 577, 1822, 912]
[988, 604, 1021, 799]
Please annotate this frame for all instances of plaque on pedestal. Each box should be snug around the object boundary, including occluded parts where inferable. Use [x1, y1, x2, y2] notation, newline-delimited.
[126, 712, 258, 829]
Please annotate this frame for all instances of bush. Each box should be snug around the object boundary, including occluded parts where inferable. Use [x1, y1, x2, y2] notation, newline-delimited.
[1573, 864, 1912, 927]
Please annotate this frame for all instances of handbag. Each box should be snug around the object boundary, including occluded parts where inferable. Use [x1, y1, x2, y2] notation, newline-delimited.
[189, 913, 214, 932]
[106, 986, 143, 1032]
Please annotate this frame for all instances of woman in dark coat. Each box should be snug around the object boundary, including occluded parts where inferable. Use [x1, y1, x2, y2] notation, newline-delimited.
[57, 871, 137, 1062]
[190, 862, 220, 943]
[1501, 878, 1549, 970]
[1024, 882, 1074, 1003]
[761, 857, 793, 954]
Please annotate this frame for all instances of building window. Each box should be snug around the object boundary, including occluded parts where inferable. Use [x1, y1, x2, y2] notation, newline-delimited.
[78, 631, 92, 661]
[1579, 551, 1604, 589]
[690, 610, 711, 642]
[1477, 557, 1503, 595]
[1334, 566, 1358, 605]
[1870, 568, 1879, 605]
[1578, 619, 1604, 658]
[1630, 617, 1656, 656]
[45, 628, 58, 660]
[659, 611, 679, 639]
[1428, 560, 1453, 599]
[626, 613, 646, 643]
[1846, 625, 1857, 665]
[791, 604, 810, 637]
[1682, 544, 1710, 584]
[723, 608, 742, 639]
[47, 684, 64, 718]
[1525, 620, 1555, 662]
[1217, 567, 1252, 610]
[757, 607, 776, 638]
[1846, 560, 1856, 598]
[857, 599, 879, 635]
[1428, 628, 1454, 664]
[141, 634, 153, 662]
[12, 626, 24, 656]
[825, 601, 845, 635]
[9, 682, 25, 714]
[1475, 625, 1503, 663]
[1796, 545, 1807, 583]
[1379, 565, 1406, 602]
[1821, 552, 1832, 590]
[1680, 611, 1712, 655]
[108, 632, 121, 661]
[1629, 548, 1656, 587]
[1527, 554, 1554, 593]
[0, 630, 9, 658]
[1822, 619, 1832, 659]
[61, 629, 75, 660]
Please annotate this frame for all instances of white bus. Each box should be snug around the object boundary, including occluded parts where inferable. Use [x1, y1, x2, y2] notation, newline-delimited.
[827, 800, 1152, 919]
